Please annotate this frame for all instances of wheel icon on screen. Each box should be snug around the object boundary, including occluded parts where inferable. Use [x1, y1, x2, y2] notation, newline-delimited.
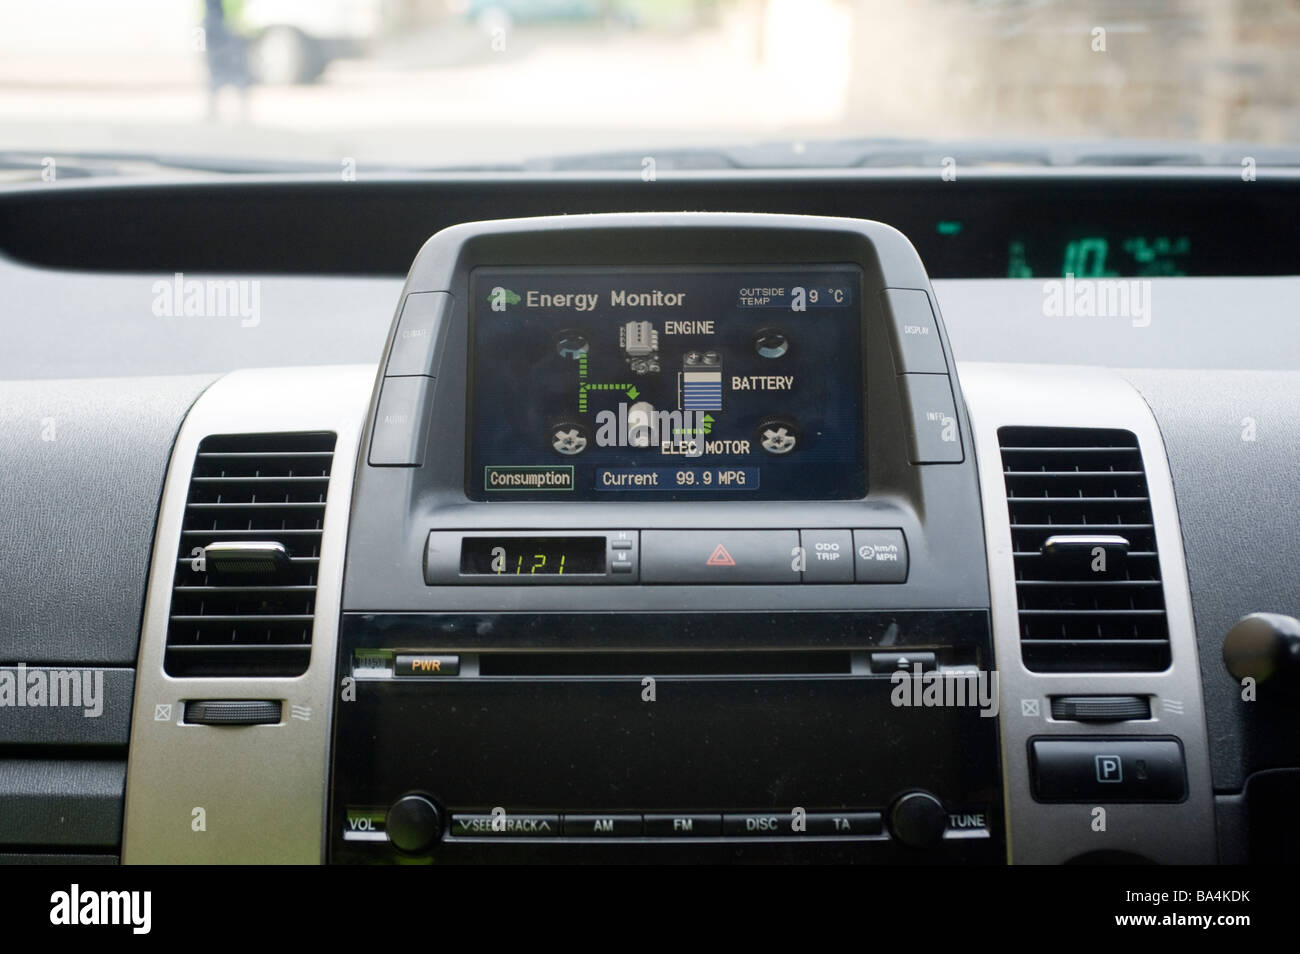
[551, 423, 589, 456]
[758, 417, 799, 455]
[556, 330, 590, 359]
[754, 329, 789, 359]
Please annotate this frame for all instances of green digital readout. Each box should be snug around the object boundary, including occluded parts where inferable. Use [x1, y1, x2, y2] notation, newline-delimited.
[1004, 235, 1191, 278]
[460, 536, 606, 576]
[1062, 238, 1115, 276]
[1120, 235, 1191, 275]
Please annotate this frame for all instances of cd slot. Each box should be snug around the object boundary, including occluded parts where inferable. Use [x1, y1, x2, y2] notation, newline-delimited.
[479, 650, 853, 677]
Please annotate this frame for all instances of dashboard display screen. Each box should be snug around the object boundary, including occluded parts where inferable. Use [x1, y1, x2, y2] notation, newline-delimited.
[468, 266, 865, 500]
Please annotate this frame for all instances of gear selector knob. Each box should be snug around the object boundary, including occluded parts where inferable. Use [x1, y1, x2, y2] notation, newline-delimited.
[1223, 613, 1300, 687]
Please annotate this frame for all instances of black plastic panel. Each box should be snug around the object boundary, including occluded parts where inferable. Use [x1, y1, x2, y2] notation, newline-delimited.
[331, 611, 1001, 864]
[0, 668, 134, 748]
[3, 174, 1299, 278]
[1123, 369, 1300, 793]
[0, 375, 215, 666]
[1242, 769, 1300, 863]
[0, 853, 117, 865]
[0, 760, 125, 848]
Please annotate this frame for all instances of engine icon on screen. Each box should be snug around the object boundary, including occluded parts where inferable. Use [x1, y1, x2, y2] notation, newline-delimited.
[619, 320, 660, 374]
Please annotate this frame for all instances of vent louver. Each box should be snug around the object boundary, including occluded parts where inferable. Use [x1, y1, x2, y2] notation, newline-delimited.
[164, 432, 336, 677]
[998, 426, 1170, 673]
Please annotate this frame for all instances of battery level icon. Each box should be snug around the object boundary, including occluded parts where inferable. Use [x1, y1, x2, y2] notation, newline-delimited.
[679, 350, 722, 411]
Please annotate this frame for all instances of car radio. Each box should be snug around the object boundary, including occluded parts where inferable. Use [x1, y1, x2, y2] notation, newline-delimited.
[331, 212, 999, 863]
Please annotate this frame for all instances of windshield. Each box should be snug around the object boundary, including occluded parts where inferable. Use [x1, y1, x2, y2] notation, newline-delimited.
[1, 0, 1298, 173]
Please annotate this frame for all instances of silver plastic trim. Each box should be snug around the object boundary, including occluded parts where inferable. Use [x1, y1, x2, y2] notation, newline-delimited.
[122, 365, 375, 864]
[959, 362, 1216, 864]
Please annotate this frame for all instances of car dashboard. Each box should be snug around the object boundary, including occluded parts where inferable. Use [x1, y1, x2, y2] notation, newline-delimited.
[1, 170, 1298, 867]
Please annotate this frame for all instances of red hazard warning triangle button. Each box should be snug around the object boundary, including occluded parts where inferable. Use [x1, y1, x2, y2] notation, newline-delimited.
[706, 544, 736, 567]
[640, 531, 801, 584]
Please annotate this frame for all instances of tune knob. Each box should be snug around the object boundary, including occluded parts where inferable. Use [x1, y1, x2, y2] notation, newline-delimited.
[385, 795, 443, 854]
[1223, 613, 1300, 686]
[889, 791, 948, 849]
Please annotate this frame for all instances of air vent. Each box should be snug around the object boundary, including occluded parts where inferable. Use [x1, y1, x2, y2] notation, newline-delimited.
[164, 432, 336, 677]
[998, 426, 1170, 673]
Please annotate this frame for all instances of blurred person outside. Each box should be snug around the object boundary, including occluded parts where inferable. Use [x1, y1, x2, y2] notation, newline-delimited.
[203, 0, 251, 122]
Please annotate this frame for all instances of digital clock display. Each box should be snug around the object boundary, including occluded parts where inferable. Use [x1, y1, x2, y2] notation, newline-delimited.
[1005, 234, 1192, 278]
[460, 536, 607, 576]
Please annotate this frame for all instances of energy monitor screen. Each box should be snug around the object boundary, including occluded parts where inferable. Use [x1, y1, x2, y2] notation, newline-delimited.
[467, 266, 865, 501]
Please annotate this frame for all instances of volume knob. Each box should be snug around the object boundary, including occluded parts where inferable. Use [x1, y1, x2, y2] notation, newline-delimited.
[386, 794, 442, 854]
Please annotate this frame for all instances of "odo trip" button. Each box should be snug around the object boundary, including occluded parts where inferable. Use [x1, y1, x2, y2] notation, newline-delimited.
[800, 529, 855, 583]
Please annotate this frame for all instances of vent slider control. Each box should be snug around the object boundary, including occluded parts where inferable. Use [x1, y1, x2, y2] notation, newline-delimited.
[204, 541, 291, 575]
[1041, 534, 1130, 558]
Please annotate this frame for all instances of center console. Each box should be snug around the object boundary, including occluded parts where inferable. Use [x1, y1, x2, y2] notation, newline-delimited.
[331, 213, 1000, 862]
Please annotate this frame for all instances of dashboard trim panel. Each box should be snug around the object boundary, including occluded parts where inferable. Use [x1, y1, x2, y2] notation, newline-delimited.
[960, 362, 1215, 864]
[121, 365, 373, 864]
